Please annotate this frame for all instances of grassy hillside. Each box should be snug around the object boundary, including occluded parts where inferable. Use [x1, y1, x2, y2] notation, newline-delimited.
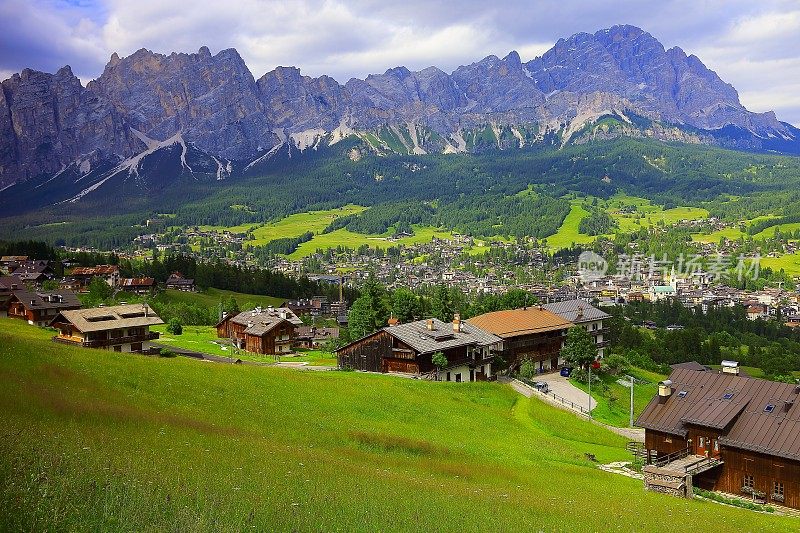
[155, 288, 286, 310]
[199, 204, 367, 246]
[544, 203, 595, 251]
[0, 319, 793, 531]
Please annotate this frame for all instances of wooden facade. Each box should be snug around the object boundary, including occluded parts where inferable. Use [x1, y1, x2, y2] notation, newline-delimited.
[501, 330, 566, 370]
[7, 291, 81, 326]
[644, 428, 800, 508]
[637, 368, 800, 509]
[336, 319, 499, 381]
[216, 314, 295, 356]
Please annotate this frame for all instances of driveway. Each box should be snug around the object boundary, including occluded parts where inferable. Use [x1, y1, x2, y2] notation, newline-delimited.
[532, 372, 597, 411]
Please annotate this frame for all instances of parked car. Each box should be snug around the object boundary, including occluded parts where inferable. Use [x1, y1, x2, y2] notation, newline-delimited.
[560, 367, 573, 377]
[533, 381, 549, 394]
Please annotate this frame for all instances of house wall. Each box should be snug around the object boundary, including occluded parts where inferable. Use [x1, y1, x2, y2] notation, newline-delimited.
[644, 429, 689, 459]
[243, 322, 296, 355]
[337, 330, 393, 372]
[644, 428, 800, 510]
[696, 449, 800, 508]
[503, 329, 566, 370]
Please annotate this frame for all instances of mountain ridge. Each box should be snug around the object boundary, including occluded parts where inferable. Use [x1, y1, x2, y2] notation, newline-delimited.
[1, 24, 798, 196]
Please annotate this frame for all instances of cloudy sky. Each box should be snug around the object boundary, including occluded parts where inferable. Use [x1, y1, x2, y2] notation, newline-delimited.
[1, 0, 799, 125]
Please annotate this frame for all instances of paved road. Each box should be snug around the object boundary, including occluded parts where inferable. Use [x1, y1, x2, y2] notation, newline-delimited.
[503, 376, 645, 443]
[532, 372, 597, 411]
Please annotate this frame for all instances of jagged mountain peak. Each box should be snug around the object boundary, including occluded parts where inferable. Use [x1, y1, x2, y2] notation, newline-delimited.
[1, 25, 798, 195]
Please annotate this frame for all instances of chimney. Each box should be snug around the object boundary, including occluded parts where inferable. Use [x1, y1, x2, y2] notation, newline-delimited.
[537, 304, 543, 311]
[279, 309, 287, 319]
[388, 317, 399, 327]
[426, 319, 435, 331]
[452, 313, 462, 332]
[784, 400, 794, 412]
[143, 304, 148, 317]
[658, 380, 673, 402]
[577, 305, 584, 320]
[721, 360, 740, 375]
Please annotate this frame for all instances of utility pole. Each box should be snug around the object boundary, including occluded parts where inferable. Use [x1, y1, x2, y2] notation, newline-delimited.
[629, 374, 635, 427]
[588, 364, 592, 419]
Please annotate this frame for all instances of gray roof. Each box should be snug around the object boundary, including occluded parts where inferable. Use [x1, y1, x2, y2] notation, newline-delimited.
[229, 307, 303, 327]
[243, 320, 286, 336]
[541, 299, 610, 323]
[12, 289, 81, 310]
[55, 303, 163, 332]
[384, 318, 501, 355]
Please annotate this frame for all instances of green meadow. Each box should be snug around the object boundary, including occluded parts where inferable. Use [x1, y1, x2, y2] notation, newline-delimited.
[761, 251, 800, 277]
[155, 288, 286, 310]
[544, 202, 595, 251]
[287, 224, 454, 259]
[152, 324, 235, 357]
[198, 205, 456, 259]
[543, 195, 711, 252]
[0, 319, 793, 531]
[199, 205, 367, 246]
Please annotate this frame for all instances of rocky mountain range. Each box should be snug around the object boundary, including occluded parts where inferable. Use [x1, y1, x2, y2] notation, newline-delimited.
[2, 24, 799, 195]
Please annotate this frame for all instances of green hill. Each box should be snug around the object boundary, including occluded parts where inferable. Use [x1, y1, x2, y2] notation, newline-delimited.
[0, 318, 793, 531]
[155, 288, 286, 310]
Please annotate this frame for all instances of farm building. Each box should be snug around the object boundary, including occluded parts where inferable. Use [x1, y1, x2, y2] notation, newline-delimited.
[542, 299, 610, 358]
[295, 326, 339, 348]
[71, 265, 120, 289]
[0, 275, 23, 318]
[8, 259, 57, 285]
[466, 306, 571, 373]
[165, 272, 196, 292]
[336, 316, 501, 382]
[51, 304, 164, 354]
[636, 367, 800, 509]
[119, 277, 156, 295]
[215, 307, 302, 355]
[7, 289, 81, 326]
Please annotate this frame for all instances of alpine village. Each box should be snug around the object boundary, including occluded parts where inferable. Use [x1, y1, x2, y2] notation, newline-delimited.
[2, 4, 800, 531]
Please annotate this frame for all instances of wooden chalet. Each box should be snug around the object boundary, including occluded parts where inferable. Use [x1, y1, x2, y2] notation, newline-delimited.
[336, 316, 501, 382]
[165, 272, 196, 292]
[542, 299, 610, 358]
[0, 275, 22, 318]
[216, 306, 302, 355]
[0, 255, 28, 274]
[119, 277, 156, 295]
[9, 259, 56, 284]
[466, 306, 572, 372]
[636, 367, 800, 508]
[7, 289, 81, 326]
[51, 304, 164, 354]
[71, 265, 120, 289]
[295, 326, 340, 348]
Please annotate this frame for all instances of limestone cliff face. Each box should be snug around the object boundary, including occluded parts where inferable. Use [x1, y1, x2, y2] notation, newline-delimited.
[1, 25, 797, 190]
[89, 47, 277, 160]
[257, 66, 348, 133]
[0, 66, 135, 187]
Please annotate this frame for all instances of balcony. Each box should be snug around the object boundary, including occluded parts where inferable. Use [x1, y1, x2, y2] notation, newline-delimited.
[54, 331, 159, 348]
